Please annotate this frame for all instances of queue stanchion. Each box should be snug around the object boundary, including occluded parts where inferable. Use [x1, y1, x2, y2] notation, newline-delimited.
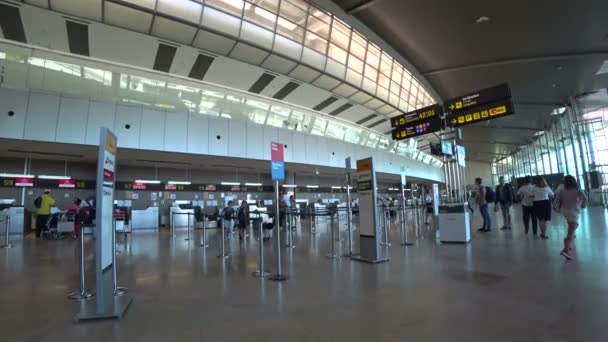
[252, 215, 269, 278]
[67, 225, 95, 300]
[199, 215, 208, 248]
[184, 213, 192, 241]
[217, 216, 230, 259]
[112, 218, 128, 296]
[170, 212, 176, 238]
[285, 211, 295, 248]
[345, 177, 353, 257]
[400, 191, 414, 247]
[326, 212, 339, 258]
[381, 207, 391, 247]
[1, 215, 11, 249]
[310, 209, 316, 234]
[269, 180, 288, 282]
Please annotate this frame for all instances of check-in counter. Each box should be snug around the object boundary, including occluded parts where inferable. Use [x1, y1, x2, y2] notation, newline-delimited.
[438, 203, 471, 243]
[0, 206, 26, 235]
[170, 206, 194, 228]
[131, 207, 159, 230]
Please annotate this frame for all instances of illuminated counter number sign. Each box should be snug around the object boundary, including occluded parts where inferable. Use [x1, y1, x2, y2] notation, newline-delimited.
[446, 99, 514, 128]
[391, 104, 443, 128]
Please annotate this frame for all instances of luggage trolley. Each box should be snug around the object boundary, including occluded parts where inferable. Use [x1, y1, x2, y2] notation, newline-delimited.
[44, 210, 77, 239]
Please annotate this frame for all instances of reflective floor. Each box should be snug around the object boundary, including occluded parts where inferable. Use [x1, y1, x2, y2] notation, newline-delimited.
[1, 206, 607, 341]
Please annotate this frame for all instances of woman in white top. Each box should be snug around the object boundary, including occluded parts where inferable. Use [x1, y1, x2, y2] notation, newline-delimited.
[532, 176, 554, 239]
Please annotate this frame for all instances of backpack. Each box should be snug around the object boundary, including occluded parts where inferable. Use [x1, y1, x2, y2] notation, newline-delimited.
[223, 207, 234, 220]
[485, 186, 496, 203]
[34, 196, 42, 209]
[236, 207, 246, 224]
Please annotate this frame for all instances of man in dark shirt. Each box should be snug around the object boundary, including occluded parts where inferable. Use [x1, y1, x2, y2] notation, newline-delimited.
[495, 176, 514, 230]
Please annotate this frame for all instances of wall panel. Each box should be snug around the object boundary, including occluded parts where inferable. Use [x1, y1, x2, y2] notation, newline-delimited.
[56, 96, 88, 144]
[24, 92, 59, 142]
[139, 108, 165, 151]
[246, 122, 263, 160]
[228, 120, 247, 158]
[114, 104, 142, 149]
[0, 88, 28, 139]
[187, 113, 209, 154]
[208, 117, 229, 156]
[86, 101, 115, 144]
[164, 109, 188, 152]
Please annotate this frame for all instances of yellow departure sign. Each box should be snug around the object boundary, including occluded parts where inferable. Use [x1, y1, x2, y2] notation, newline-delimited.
[391, 104, 443, 128]
[446, 100, 514, 128]
[444, 83, 511, 114]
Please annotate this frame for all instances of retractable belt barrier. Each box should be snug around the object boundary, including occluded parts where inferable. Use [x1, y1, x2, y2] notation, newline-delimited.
[0, 215, 11, 249]
[67, 225, 95, 300]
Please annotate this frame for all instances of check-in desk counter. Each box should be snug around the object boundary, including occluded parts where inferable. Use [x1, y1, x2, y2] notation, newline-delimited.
[438, 203, 471, 243]
[0, 207, 26, 235]
[170, 206, 194, 228]
[131, 207, 159, 230]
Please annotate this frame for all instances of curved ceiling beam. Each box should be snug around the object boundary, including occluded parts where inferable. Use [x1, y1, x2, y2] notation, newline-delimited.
[423, 51, 608, 76]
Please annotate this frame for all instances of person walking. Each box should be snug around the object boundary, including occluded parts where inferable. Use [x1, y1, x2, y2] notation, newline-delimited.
[424, 189, 433, 225]
[475, 178, 492, 232]
[236, 200, 249, 241]
[494, 176, 514, 230]
[517, 176, 537, 236]
[35, 189, 55, 238]
[553, 175, 587, 260]
[68, 197, 83, 238]
[532, 176, 553, 239]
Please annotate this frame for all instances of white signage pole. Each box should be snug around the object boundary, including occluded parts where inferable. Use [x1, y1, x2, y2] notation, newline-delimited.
[351, 157, 389, 264]
[75, 127, 132, 322]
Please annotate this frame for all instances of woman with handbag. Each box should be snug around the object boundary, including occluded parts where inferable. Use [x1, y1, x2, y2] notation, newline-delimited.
[553, 175, 587, 260]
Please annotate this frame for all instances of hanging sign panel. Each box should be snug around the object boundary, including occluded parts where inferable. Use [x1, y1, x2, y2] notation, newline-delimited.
[444, 83, 511, 113]
[390, 104, 443, 128]
[445, 98, 514, 128]
[96, 128, 117, 271]
[391, 115, 442, 140]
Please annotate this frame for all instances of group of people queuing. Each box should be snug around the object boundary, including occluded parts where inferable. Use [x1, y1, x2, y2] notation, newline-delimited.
[474, 174, 587, 260]
[34, 189, 96, 239]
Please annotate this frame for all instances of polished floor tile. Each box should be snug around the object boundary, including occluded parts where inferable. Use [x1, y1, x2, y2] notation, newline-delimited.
[1, 206, 607, 341]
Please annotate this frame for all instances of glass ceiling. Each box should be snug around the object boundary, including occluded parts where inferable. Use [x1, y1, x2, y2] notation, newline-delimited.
[0, 41, 443, 167]
[23, 0, 436, 114]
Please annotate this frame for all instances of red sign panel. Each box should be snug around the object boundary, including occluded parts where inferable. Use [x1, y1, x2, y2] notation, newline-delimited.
[15, 177, 34, 187]
[132, 182, 147, 190]
[58, 179, 76, 188]
[271, 141, 284, 162]
[205, 185, 217, 191]
[164, 184, 177, 191]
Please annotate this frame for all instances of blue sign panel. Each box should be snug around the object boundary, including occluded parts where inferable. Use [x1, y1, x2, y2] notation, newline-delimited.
[271, 161, 285, 181]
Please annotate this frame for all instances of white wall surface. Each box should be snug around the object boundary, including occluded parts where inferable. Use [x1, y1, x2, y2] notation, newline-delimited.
[0, 87, 444, 182]
[466, 161, 493, 186]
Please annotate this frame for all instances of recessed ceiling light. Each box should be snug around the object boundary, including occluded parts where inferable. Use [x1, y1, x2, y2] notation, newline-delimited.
[534, 131, 545, 137]
[596, 60, 608, 75]
[551, 107, 567, 115]
[475, 16, 491, 23]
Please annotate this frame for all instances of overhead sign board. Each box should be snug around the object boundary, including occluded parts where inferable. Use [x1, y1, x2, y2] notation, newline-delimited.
[96, 128, 116, 271]
[444, 83, 511, 113]
[456, 145, 466, 167]
[271, 141, 285, 181]
[391, 104, 442, 128]
[391, 115, 442, 140]
[445, 99, 514, 128]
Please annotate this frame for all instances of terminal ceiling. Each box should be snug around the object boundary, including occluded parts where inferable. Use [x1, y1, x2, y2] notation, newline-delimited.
[329, 0, 608, 162]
